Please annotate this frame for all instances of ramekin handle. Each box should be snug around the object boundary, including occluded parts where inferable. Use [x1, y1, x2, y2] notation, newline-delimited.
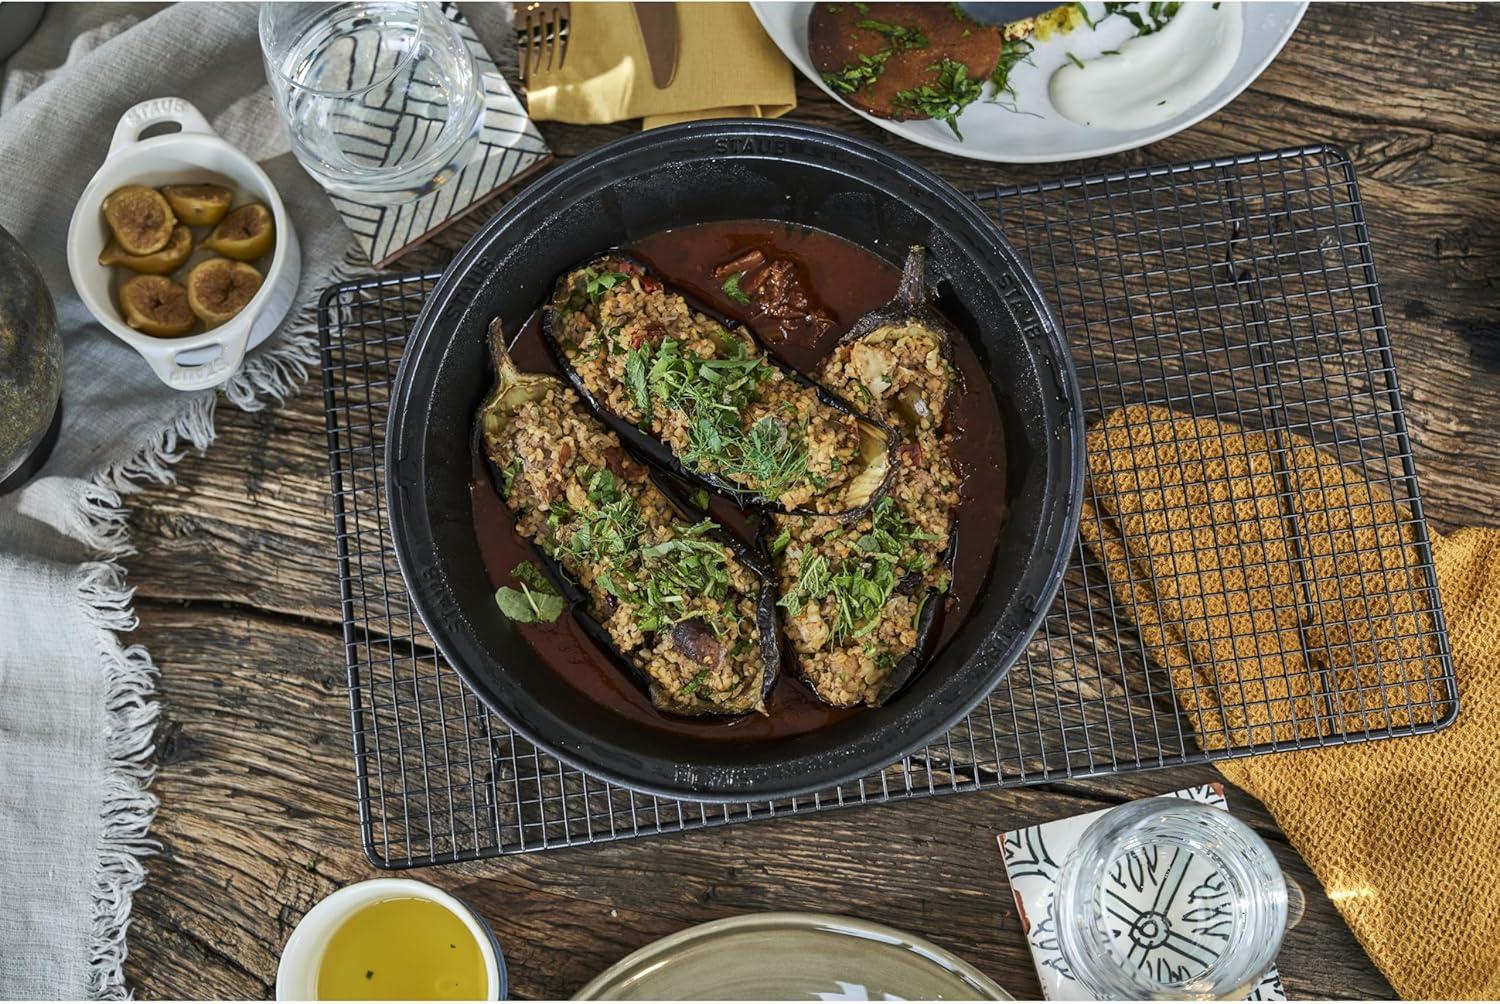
[134, 321, 255, 392]
[108, 97, 218, 159]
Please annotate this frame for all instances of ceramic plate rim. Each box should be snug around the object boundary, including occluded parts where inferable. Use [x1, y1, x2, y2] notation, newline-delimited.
[573, 911, 1013, 1000]
[750, 1, 1310, 163]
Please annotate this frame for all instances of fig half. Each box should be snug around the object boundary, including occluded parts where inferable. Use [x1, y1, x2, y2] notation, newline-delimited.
[101, 185, 177, 255]
[185, 257, 262, 326]
[162, 184, 233, 226]
[201, 203, 275, 261]
[98, 224, 192, 275]
[118, 275, 195, 338]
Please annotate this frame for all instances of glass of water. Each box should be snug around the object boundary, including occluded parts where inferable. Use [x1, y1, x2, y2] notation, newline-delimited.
[259, 2, 483, 199]
[1053, 798, 1288, 1000]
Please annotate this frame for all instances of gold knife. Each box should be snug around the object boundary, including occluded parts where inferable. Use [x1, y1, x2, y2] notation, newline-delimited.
[632, 2, 679, 89]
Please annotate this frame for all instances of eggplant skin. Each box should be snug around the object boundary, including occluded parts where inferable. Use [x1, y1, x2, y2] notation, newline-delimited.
[477, 319, 778, 717]
[542, 254, 897, 519]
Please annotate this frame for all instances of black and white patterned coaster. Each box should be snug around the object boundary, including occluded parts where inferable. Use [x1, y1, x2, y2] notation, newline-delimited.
[326, 3, 551, 267]
[1000, 785, 1288, 1000]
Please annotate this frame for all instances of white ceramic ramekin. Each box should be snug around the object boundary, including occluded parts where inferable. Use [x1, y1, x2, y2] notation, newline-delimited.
[275, 878, 506, 1001]
[66, 97, 301, 391]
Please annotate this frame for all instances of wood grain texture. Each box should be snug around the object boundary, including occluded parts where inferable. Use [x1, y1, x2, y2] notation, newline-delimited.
[119, 2, 1495, 998]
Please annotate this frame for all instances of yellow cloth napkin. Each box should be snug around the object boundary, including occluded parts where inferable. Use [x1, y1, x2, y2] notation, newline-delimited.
[524, 2, 796, 128]
[1082, 404, 1498, 999]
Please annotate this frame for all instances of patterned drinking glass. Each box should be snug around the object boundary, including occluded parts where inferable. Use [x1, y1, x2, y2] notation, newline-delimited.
[1053, 798, 1288, 1000]
[259, 2, 483, 199]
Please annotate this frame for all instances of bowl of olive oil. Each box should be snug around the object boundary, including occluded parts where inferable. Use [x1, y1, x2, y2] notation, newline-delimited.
[277, 879, 506, 1000]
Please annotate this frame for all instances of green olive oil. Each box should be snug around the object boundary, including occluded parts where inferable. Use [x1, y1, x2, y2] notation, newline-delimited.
[315, 897, 487, 1000]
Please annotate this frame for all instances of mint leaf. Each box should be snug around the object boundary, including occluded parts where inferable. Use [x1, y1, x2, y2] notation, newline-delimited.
[495, 582, 565, 623]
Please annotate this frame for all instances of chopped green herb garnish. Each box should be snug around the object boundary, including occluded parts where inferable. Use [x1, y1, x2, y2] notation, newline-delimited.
[892, 58, 984, 141]
[721, 271, 751, 305]
[551, 467, 739, 636]
[679, 667, 710, 698]
[500, 455, 522, 493]
[691, 488, 711, 510]
[1103, 0, 1182, 36]
[512, 560, 551, 591]
[822, 11, 926, 95]
[625, 344, 653, 421]
[854, 1, 868, 11]
[584, 269, 632, 303]
[641, 335, 814, 504]
[769, 528, 791, 556]
[778, 497, 940, 642]
[988, 37, 1034, 102]
[854, 17, 928, 51]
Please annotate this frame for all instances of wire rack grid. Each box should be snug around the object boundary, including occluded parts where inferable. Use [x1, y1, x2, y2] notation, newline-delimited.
[319, 143, 1457, 869]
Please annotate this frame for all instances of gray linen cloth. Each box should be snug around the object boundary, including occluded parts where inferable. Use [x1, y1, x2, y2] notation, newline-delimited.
[0, 4, 361, 998]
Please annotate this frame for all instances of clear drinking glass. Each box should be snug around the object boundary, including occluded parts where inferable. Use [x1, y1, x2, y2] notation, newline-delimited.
[1053, 798, 1288, 1000]
[259, 2, 483, 199]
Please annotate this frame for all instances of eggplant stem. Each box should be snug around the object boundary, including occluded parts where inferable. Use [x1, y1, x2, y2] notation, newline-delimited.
[487, 317, 519, 384]
[895, 245, 928, 307]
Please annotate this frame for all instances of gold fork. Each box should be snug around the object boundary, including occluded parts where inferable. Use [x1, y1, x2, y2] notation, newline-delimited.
[513, 1, 571, 85]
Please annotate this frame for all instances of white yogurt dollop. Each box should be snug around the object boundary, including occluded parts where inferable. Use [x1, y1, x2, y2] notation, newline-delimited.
[1049, 2, 1245, 130]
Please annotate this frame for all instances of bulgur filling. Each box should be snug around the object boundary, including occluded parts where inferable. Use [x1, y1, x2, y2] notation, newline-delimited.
[771, 323, 961, 707]
[489, 380, 770, 716]
[549, 257, 870, 512]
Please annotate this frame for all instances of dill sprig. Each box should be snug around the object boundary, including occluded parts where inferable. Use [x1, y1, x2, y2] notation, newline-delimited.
[988, 36, 1034, 102]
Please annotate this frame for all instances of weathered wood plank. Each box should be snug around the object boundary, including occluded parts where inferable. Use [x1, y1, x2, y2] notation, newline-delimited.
[123, 607, 1394, 1000]
[116, 2, 1495, 998]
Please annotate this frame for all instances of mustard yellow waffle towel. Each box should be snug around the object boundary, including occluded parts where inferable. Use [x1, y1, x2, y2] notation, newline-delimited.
[525, 2, 796, 128]
[1083, 405, 1498, 999]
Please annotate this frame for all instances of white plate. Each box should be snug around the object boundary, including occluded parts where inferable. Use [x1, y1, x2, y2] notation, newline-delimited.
[751, 1, 1308, 163]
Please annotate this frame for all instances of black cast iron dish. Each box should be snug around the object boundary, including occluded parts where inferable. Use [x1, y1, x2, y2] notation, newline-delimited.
[387, 121, 1084, 802]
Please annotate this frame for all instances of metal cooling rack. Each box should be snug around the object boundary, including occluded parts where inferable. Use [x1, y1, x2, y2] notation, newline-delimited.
[319, 143, 1457, 869]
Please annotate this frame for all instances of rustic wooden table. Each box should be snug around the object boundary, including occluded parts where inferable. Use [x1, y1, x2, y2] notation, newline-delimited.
[121, 3, 1497, 998]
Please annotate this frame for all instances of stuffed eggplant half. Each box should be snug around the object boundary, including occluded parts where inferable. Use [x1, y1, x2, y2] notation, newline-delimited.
[544, 255, 895, 518]
[770, 247, 962, 707]
[477, 319, 779, 717]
